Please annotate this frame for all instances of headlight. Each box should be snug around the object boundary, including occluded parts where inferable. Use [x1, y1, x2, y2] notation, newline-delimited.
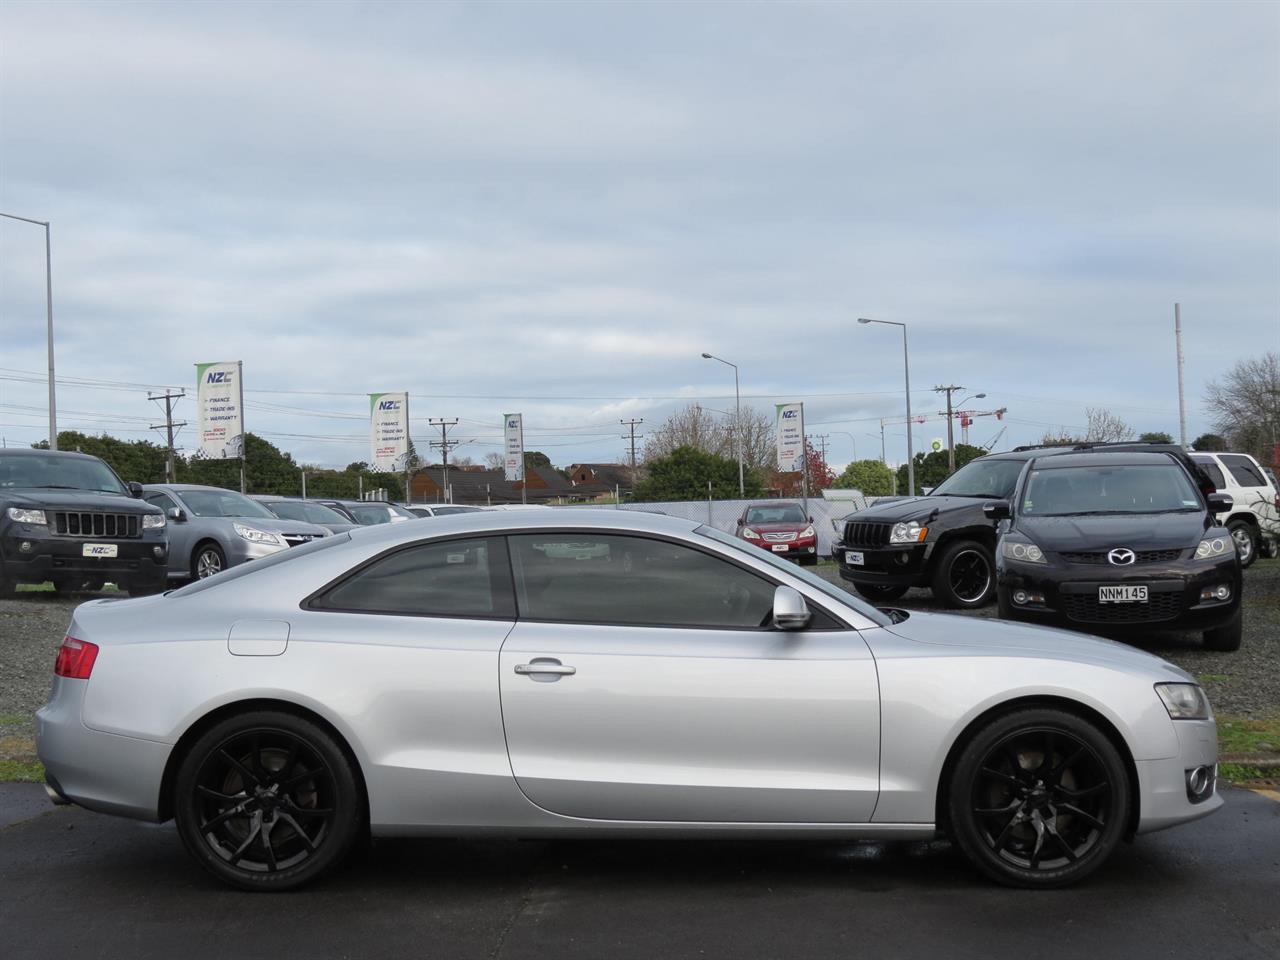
[800, 525, 815, 538]
[742, 527, 761, 540]
[1002, 539, 1047, 564]
[6, 507, 47, 524]
[142, 513, 166, 529]
[889, 521, 927, 544]
[1155, 683, 1212, 720]
[1193, 536, 1232, 560]
[233, 522, 283, 545]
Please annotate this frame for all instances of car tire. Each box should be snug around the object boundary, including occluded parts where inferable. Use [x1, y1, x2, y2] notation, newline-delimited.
[1203, 608, 1243, 652]
[947, 707, 1130, 889]
[174, 710, 363, 891]
[996, 588, 1019, 621]
[853, 583, 909, 603]
[1226, 520, 1258, 569]
[192, 542, 227, 580]
[931, 539, 996, 609]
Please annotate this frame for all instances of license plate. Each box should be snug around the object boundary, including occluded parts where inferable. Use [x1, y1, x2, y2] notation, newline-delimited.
[82, 544, 118, 559]
[845, 551, 865, 566]
[771, 544, 789, 552]
[1099, 585, 1147, 603]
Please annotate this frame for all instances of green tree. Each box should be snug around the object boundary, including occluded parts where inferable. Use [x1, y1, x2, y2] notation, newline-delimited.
[178, 433, 303, 495]
[35, 431, 170, 483]
[633, 445, 764, 501]
[1190, 432, 1228, 452]
[523, 450, 552, 469]
[1138, 431, 1175, 444]
[895, 443, 987, 495]
[835, 459, 896, 496]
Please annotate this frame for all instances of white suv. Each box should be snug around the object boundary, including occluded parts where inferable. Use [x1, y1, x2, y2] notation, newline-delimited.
[1191, 451, 1279, 566]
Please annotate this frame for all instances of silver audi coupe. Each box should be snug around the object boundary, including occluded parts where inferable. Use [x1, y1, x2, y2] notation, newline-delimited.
[37, 510, 1221, 891]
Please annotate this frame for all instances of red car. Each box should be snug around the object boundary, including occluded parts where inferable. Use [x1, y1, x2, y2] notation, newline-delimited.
[734, 500, 818, 564]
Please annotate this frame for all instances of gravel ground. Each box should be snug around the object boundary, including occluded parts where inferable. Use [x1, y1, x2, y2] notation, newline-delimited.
[1, 562, 1277, 770]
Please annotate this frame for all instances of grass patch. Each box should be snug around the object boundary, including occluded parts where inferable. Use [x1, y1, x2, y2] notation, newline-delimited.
[1198, 674, 1231, 684]
[0, 713, 29, 726]
[14, 582, 53, 592]
[1217, 714, 1280, 756]
[1218, 762, 1273, 784]
[0, 759, 44, 782]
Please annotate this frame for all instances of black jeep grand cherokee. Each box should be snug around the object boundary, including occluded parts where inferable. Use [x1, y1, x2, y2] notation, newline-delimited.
[0, 448, 168, 597]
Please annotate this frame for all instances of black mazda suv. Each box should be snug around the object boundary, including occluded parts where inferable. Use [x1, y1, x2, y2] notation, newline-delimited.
[987, 450, 1241, 650]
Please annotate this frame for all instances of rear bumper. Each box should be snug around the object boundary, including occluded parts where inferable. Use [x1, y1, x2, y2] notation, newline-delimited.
[1135, 718, 1222, 834]
[1, 530, 168, 587]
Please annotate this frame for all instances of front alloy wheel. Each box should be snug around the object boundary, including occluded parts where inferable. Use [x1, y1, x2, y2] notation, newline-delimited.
[174, 711, 361, 890]
[194, 543, 226, 579]
[931, 539, 996, 608]
[1227, 521, 1257, 568]
[948, 708, 1129, 887]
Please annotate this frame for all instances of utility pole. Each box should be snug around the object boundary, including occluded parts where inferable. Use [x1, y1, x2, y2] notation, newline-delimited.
[879, 419, 887, 464]
[813, 433, 830, 466]
[620, 419, 644, 474]
[934, 384, 965, 474]
[1174, 303, 1187, 448]
[147, 390, 187, 484]
[428, 418, 459, 503]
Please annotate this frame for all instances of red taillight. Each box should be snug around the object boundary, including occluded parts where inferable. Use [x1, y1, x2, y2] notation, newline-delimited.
[54, 636, 99, 680]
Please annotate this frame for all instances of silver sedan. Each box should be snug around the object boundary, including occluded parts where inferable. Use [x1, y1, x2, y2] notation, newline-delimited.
[36, 510, 1220, 891]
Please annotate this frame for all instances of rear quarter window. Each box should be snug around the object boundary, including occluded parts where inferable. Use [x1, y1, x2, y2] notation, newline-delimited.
[1220, 455, 1267, 488]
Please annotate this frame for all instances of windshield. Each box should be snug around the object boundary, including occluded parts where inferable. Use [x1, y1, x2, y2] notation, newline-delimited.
[1021, 464, 1202, 516]
[930, 457, 1025, 498]
[695, 524, 891, 627]
[432, 505, 482, 515]
[745, 504, 807, 525]
[180, 489, 277, 519]
[0, 453, 128, 495]
[349, 503, 394, 525]
[267, 500, 348, 525]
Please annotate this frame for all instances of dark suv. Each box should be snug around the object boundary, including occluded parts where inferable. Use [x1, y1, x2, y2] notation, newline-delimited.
[987, 450, 1241, 650]
[0, 449, 168, 597]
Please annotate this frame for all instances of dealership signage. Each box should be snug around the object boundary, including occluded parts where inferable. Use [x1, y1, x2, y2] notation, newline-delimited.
[369, 392, 411, 472]
[195, 361, 244, 459]
[775, 402, 805, 472]
[503, 413, 525, 481]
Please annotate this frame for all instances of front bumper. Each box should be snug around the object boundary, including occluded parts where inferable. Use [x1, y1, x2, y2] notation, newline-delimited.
[1, 527, 168, 588]
[1135, 717, 1223, 834]
[835, 541, 930, 586]
[743, 537, 818, 560]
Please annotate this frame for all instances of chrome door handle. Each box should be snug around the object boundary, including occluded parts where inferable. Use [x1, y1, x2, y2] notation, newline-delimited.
[514, 658, 576, 680]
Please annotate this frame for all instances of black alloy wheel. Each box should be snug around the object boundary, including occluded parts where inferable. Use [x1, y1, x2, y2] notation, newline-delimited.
[174, 711, 361, 890]
[932, 539, 995, 608]
[853, 582, 909, 603]
[948, 708, 1129, 888]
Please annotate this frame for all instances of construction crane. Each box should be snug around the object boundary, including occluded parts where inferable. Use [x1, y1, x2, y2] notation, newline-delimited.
[937, 407, 1008, 446]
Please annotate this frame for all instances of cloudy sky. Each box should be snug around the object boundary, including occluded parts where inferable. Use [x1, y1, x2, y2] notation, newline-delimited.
[1, 0, 1276, 473]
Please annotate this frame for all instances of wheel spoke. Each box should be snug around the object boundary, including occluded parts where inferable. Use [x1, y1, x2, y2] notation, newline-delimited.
[1058, 802, 1106, 830]
[279, 766, 327, 790]
[250, 734, 265, 779]
[974, 799, 1021, 816]
[278, 812, 318, 853]
[196, 785, 241, 802]
[1050, 746, 1087, 778]
[1056, 780, 1109, 800]
[980, 766, 1022, 787]
[1004, 744, 1026, 778]
[201, 803, 252, 833]
[230, 822, 262, 865]
[260, 820, 279, 872]
[1044, 819, 1077, 862]
[990, 814, 1020, 852]
[279, 739, 300, 783]
[1040, 732, 1055, 772]
[218, 748, 260, 787]
[1029, 819, 1046, 869]
[283, 805, 333, 819]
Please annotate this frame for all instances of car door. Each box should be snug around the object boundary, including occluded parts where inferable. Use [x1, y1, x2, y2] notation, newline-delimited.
[498, 531, 880, 824]
[143, 490, 191, 577]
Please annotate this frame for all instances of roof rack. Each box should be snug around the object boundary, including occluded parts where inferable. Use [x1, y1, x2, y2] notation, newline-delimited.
[1011, 440, 1186, 453]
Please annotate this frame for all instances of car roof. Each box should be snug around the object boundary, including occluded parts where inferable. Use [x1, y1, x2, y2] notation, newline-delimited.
[1029, 451, 1180, 469]
[144, 483, 251, 492]
[0, 448, 103, 460]
[745, 500, 804, 508]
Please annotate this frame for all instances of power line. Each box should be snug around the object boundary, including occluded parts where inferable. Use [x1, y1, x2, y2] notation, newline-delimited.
[620, 418, 644, 473]
[147, 390, 187, 484]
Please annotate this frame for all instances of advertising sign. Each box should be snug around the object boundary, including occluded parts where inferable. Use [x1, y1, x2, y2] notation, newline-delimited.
[369, 392, 410, 472]
[775, 402, 805, 472]
[195, 361, 244, 459]
[503, 413, 525, 481]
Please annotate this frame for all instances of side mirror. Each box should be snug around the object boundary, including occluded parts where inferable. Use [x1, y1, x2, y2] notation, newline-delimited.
[1207, 492, 1233, 515]
[772, 585, 811, 631]
[808, 516, 814, 523]
[128, 481, 144, 498]
[983, 500, 1012, 520]
[735, 518, 744, 526]
[168, 507, 187, 522]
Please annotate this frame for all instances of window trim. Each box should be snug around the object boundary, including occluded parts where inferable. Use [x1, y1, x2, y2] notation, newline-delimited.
[302, 534, 517, 621]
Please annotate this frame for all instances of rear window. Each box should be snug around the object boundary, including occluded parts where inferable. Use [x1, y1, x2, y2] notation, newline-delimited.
[1192, 457, 1227, 490]
[1221, 455, 1267, 488]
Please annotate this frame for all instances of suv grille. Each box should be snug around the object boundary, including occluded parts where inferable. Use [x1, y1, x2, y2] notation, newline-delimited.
[1058, 549, 1184, 565]
[843, 521, 892, 548]
[1060, 592, 1182, 623]
[51, 512, 141, 539]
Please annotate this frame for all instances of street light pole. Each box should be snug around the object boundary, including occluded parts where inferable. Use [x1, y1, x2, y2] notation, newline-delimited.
[1, 212, 57, 449]
[701, 352, 744, 496]
[858, 318, 914, 495]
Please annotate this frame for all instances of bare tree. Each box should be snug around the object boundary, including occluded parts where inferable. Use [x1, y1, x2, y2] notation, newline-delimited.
[1084, 408, 1135, 443]
[483, 451, 504, 471]
[643, 403, 728, 462]
[726, 405, 777, 473]
[1205, 352, 1279, 462]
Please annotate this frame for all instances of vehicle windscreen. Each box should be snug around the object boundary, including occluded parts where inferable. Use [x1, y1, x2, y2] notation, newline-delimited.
[390, 504, 419, 519]
[432, 505, 482, 515]
[930, 457, 1025, 498]
[695, 524, 891, 627]
[350, 504, 392, 525]
[1021, 464, 1202, 516]
[0, 454, 128, 495]
[268, 501, 347, 524]
[181, 489, 278, 519]
[744, 505, 807, 525]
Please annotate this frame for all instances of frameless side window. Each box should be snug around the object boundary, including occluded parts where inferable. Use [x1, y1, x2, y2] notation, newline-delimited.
[1192, 458, 1227, 490]
[144, 492, 179, 512]
[314, 537, 511, 618]
[1221, 455, 1267, 488]
[508, 533, 776, 629]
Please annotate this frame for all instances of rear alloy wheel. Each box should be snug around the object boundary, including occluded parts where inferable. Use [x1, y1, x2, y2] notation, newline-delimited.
[853, 583, 909, 603]
[1226, 520, 1257, 569]
[931, 539, 996, 608]
[948, 708, 1129, 888]
[174, 711, 362, 891]
[193, 543, 226, 580]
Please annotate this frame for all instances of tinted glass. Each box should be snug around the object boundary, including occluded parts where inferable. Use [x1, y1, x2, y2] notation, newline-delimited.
[1021, 464, 1200, 516]
[317, 537, 510, 617]
[180, 489, 277, 518]
[144, 491, 179, 512]
[432, 505, 482, 515]
[1192, 457, 1227, 489]
[0, 453, 127, 495]
[508, 533, 775, 628]
[745, 504, 807, 524]
[349, 504, 392, 525]
[931, 458, 1024, 498]
[268, 501, 348, 524]
[266, 501, 310, 522]
[1221, 455, 1267, 488]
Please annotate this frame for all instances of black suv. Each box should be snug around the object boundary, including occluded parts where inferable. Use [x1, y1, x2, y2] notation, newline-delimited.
[0, 448, 168, 597]
[987, 450, 1241, 650]
[834, 442, 1216, 609]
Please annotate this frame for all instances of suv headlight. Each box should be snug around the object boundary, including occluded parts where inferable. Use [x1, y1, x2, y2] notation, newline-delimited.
[1155, 683, 1212, 720]
[142, 513, 166, 530]
[233, 522, 283, 546]
[1193, 536, 1232, 560]
[1002, 539, 1047, 564]
[800, 525, 815, 538]
[889, 521, 927, 544]
[6, 507, 47, 524]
